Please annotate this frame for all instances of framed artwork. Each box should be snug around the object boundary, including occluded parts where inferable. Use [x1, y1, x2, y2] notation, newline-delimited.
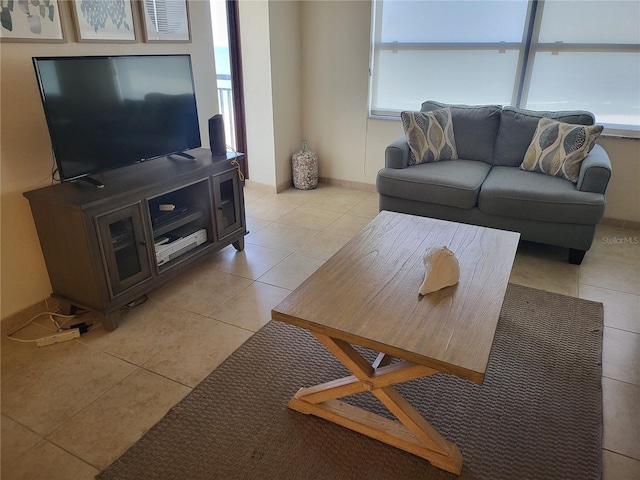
[140, 0, 190, 43]
[0, 0, 65, 42]
[71, 0, 136, 42]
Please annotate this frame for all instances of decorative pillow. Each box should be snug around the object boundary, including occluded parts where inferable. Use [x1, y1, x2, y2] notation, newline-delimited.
[401, 108, 458, 165]
[520, 117, 603, 183]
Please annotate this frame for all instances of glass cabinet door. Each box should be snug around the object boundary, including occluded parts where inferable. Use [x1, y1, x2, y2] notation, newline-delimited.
[213, 169, 244, 240]
[96, 203, 151, 297]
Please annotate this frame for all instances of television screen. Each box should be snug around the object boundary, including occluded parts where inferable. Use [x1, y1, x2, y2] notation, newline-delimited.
[33, 54, 202, 182]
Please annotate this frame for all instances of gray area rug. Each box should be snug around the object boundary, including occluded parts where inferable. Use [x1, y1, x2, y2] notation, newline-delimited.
[98, 284, 603, 480]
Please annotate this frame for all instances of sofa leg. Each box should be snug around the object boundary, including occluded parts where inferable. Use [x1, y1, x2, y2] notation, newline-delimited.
[568, 248, 586, 265]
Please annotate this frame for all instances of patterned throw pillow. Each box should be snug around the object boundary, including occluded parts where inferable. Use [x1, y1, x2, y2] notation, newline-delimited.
[520, 117, 603, 183]
[401, 108, 458, 165]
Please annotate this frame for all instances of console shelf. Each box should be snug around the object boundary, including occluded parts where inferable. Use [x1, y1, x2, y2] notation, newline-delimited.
[24, 149, 247, 331]
[152, 209, 204, 237]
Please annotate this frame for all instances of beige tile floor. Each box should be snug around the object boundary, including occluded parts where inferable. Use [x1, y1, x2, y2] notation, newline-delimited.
[2, 184, 639, 479]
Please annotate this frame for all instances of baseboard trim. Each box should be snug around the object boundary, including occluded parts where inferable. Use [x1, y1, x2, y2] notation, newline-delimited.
[1, 297, 59, 334]
[601, 217, 640, 230]
[270, 178, 377, 194]
[276, 180, 292, 194]
[318, 177, 377, 193]
[245, 179, 277, 195]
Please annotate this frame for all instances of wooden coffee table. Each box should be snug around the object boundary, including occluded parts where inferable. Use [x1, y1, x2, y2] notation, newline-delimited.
[271, 211, 520, 474]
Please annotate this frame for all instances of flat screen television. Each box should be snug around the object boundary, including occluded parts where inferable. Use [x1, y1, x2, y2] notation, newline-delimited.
[33, 54, 202, 184]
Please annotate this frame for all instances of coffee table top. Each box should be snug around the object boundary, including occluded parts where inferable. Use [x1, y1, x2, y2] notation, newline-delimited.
[271, 211, 520, 383]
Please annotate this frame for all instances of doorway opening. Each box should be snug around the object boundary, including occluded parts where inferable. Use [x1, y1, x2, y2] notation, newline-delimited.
[210, 0, 247, 175]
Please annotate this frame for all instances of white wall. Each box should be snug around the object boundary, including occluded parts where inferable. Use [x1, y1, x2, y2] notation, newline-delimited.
[269, 0, 302, 192]
[598, 137, 640, 223]
[0, 0, 217, 319]
[239, 0, 277, 188]
[239, 0, 302, 191]
[301, 0, 372, 184]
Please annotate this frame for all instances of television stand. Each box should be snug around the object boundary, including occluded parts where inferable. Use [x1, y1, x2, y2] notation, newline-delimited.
[76, 176, 105, 188]
[24, 149, 247, 331]
[169, 151, 197, 161]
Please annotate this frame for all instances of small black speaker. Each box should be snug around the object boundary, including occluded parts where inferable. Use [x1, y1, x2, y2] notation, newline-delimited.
[208, 114, 226, 155]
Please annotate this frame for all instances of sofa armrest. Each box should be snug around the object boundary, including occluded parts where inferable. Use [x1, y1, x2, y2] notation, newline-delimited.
[577, 144, 612, 194]
[385, 136, 410, 169]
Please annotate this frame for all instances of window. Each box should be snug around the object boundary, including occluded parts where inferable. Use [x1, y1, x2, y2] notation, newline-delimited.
[369, 0, 640, 136]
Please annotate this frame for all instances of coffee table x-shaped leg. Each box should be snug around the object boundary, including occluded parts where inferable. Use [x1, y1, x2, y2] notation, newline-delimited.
[288, 332, 464, 475]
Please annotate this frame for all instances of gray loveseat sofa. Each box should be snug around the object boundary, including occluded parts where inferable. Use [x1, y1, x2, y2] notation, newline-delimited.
[376, 101, 612, 264]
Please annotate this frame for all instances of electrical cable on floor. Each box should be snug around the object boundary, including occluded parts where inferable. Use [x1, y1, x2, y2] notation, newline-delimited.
[124, 294, 148, 309]
[6, 310, 82, 343]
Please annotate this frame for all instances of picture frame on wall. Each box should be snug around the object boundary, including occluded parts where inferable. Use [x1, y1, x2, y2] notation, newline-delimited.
[0, 0, 66, 42]
[140, 0, 190, 43]
[71, 0, 136, 42]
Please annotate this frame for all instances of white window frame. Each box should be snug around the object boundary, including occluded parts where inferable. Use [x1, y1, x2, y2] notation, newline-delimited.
[369, 0, 640, 138]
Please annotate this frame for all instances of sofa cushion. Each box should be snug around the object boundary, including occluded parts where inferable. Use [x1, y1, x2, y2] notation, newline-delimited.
[376, 159, 491, 210]
[401, 108, 458, 165]
[421, 101, 502, 165]
[479, 166, 605, 225]
[494, 107, 595, 167]
[521, 117, 603, 183]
